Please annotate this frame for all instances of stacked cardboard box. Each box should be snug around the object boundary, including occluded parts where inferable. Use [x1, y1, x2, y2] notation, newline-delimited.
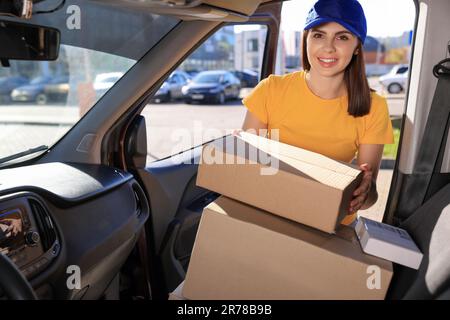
[196, 132, 364, 233]
[182, 196, 393, 300]
[182, 132, 393, 300]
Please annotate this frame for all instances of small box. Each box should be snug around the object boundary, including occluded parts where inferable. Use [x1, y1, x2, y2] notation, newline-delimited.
[355, 217, 423, 270]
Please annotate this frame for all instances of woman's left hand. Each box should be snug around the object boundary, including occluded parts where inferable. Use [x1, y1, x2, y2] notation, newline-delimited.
[349, 163, 373, 213]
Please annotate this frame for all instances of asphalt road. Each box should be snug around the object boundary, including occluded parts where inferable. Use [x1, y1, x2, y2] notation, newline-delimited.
[0, 93, 405, 160]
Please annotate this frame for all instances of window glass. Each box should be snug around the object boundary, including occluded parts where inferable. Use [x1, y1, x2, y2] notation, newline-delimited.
[277, 0, 416, 221]
[143, 25, 267, 162]
[276, 0, 415, 220]
[397, 67, 409, 74]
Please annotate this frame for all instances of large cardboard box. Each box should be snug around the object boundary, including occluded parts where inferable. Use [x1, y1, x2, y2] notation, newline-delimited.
[196, 132, 363, 233]
[183, 196, 393, 300]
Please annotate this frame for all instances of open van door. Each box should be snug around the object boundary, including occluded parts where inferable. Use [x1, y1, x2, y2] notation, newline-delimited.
[383, 0, 450, 299]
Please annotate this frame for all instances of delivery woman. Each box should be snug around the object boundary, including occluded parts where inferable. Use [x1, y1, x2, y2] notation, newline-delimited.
[240, 0, 394, 225]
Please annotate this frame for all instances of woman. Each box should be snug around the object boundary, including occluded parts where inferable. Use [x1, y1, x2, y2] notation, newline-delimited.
[240, 0, 394, 226]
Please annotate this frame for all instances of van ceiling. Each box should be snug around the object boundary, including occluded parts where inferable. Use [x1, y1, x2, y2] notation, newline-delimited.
[89, 0, 275, 20]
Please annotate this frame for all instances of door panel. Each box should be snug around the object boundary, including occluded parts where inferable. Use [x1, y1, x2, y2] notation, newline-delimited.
[136, 146, 220, 293]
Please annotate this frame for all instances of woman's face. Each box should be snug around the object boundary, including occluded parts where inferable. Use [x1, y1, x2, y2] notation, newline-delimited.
[306, 22, 359, 77]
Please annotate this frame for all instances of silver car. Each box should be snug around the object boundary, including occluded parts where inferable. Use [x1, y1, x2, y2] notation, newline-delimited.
[379, 64, 409, 94]
[153, 70, 191, 103]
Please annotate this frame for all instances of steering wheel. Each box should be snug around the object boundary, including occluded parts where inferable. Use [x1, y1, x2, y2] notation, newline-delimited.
[0, 253, 37, 300]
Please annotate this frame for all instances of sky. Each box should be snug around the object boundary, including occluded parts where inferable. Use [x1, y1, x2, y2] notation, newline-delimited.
[281, 0, 416, 38]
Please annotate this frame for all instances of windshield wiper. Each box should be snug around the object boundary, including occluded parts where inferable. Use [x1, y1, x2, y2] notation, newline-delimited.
[0, 145, 49, 165]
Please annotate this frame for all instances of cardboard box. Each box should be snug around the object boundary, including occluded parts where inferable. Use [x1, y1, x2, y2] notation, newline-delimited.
[355, 217, 423, 270]
[169, 281, 186, 300]
[183, 196, 393, 300]
[196, 132, 364, 233]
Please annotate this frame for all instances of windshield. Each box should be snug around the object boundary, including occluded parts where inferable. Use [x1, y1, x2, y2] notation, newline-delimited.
[193, 73, 224, 83]
[0, 0, 179, 165]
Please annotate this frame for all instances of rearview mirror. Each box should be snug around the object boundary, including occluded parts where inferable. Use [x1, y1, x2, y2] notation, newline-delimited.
[0, 19, 60, 62]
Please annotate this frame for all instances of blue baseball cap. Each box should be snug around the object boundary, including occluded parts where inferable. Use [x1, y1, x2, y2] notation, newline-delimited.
[304, 0, 367, 44]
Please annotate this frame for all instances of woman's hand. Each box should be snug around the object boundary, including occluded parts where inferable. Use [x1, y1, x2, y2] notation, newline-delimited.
[349, 163, 373, 213]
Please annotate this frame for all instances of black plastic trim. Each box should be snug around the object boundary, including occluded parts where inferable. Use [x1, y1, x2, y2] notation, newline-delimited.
[0, 162, 133, 207]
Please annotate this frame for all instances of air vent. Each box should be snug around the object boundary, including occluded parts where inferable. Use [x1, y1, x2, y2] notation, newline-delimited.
[29, 199, 57, 252]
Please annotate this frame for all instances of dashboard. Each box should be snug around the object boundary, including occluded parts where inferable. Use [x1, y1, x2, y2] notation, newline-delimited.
[0, 162, 149, 299]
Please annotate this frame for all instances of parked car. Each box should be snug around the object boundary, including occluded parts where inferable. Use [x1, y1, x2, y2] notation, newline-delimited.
[185, 69, 200, 78]
[10, 76, 69, 105]
[0, 76, 29, 104]
[379, 64, 409, 94]
[152, 70, 191, 103]
[93, 72, 124, 99]
[43, 76, 70, 103]
[230, 69, 259, 88]
[182, 70, 241, 104]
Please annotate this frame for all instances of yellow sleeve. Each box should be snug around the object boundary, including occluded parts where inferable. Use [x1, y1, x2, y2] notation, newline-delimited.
[360, 96, 395, 144]
[242, 77, 271, 124]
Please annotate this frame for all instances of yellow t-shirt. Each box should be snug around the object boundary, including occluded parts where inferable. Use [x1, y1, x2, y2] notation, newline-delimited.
[243, 71, 394, 161]
[242, 70, 395, 224]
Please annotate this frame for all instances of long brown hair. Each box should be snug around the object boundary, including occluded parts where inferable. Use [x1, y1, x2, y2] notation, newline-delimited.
[301, 30, 373, 117]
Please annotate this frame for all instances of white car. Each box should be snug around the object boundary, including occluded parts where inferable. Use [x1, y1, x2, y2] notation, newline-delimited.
[379, 64, 409, 94]
[93, 72, 124, 98]
[152, 70, 191, 103]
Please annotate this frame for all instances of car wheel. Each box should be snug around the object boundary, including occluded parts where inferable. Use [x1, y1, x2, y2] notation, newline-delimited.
[217, 92, 225, 105]
[387, 83, 403, 94]
[36, 94, 48, 105]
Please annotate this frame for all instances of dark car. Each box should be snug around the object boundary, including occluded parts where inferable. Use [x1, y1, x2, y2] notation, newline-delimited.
[11, 75, 68, 105]
[185, 69, 200, 78]
[182, 70, 241, 104]
[230, 69, 259, 88]
[0, 76, 29, 104]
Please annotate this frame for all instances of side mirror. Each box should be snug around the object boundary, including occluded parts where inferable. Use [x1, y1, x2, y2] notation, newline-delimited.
[0, 19, 60, 63]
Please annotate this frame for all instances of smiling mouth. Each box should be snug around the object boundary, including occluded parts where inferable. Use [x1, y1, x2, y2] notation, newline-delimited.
[317, 57, 338, 67]
[318, 57, 338, 63]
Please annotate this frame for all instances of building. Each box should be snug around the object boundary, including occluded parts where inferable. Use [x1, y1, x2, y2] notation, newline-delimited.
[363, 36, 386, 64]
[181, 26, 235, 72]
[282, 30, 302, 73]
[234, 28, 267, 72]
